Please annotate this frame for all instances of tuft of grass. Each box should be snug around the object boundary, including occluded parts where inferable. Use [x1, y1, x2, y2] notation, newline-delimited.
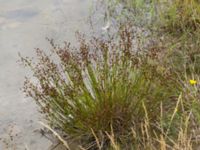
[20, 24, 200, 149]
[20, 0, 200, 149]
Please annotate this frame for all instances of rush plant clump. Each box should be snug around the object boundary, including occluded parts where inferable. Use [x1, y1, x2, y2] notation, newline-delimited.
[20, 24, 200, 149]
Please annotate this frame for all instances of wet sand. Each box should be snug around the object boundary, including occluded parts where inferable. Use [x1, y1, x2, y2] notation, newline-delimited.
[0, 0, 95, 149]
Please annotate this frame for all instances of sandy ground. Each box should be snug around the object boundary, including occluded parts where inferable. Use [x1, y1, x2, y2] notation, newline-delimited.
[0, 0, 98, 149]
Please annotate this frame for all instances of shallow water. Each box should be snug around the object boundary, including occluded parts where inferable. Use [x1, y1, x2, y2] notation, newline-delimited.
[0, 0, 97, 149]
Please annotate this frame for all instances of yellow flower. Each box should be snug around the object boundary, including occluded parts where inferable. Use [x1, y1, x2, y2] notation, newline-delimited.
[189, 79, 197, 85]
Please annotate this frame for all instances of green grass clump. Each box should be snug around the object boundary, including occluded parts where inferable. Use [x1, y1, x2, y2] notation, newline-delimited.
[20, 0, 200, 149]
[20, 25, 200, 149]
